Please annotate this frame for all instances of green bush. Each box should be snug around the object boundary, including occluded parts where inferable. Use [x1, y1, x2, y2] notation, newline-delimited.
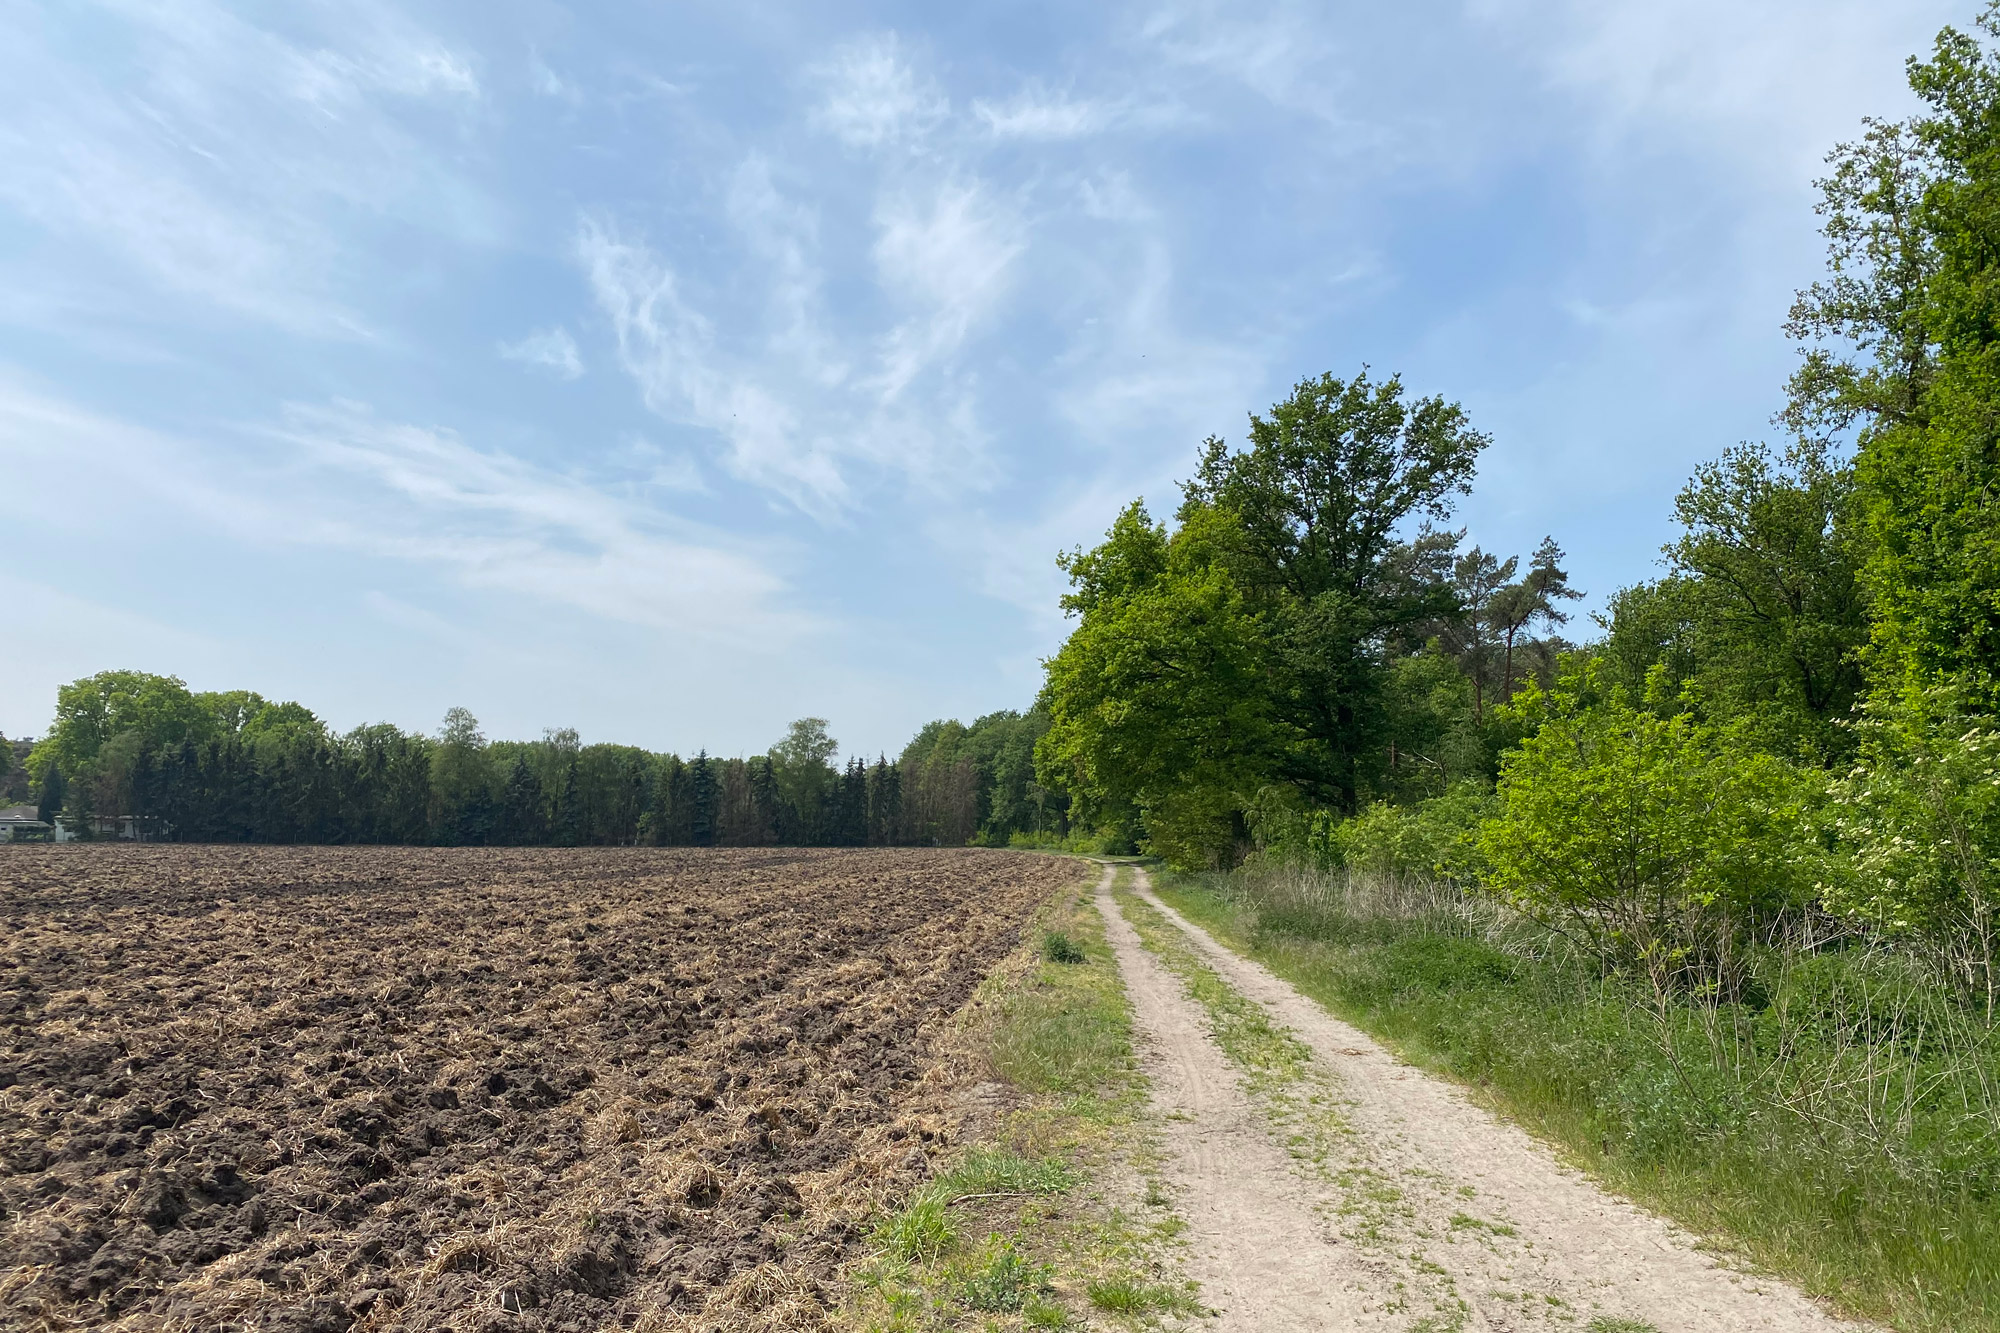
[1826, 689, 2000, 1012]
[1319, 779, 1495, 884]
[1479, 669, 1821, 997]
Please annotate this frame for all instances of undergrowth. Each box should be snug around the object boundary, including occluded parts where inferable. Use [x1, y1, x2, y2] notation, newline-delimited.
[1155, 862, 2000, 1333]
[842, 866, 1197, 1331]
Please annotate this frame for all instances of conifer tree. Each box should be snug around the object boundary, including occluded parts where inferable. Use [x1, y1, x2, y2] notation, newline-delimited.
[502, 758, 547, 845]
[689, 751, 718, 847]
[748, 756, 782, 845]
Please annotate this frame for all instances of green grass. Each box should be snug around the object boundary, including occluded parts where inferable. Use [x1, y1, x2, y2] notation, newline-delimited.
[958, 1235, 1054, 1311]
[844, 866, 1197, 1331]
[1040, 929, 1087, 964]
[1083, 1275, 1199, 1316]
[1154, 866, 2000, 1333]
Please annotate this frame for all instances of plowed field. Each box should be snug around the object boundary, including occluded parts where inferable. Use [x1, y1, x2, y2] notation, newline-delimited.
[0, 845, 1078, 1332]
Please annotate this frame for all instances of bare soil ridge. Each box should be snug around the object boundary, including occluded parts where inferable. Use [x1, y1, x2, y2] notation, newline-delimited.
[1113, 868, 1873, 1333]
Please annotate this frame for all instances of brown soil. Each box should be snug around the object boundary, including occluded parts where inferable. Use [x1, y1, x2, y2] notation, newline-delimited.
[0, 845, 1079, 1332]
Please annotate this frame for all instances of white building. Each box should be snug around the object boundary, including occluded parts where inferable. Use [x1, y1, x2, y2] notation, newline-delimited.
[0, 804, 58, 842]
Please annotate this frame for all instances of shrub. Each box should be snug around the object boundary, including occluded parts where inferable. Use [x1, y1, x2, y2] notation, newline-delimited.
[1322, 779, 1495, 885]
[1825, 688, 2000, 1014]
[1479, 670, 1821, 999]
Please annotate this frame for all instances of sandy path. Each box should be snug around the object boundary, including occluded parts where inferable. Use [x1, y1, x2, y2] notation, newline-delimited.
[1091, 869, 1380, 1329]
[1117, 869, 1871, 1333]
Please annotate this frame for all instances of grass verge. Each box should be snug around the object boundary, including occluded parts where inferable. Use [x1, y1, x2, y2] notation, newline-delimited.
[1153, 868, 2000, 1333]
[839, 866, 1200, 1331]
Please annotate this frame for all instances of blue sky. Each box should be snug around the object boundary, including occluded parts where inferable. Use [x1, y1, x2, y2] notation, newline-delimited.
[0, 0, 1963, 758]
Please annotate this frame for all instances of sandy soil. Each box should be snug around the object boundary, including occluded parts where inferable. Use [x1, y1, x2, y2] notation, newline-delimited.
[1105, 868, 1873, 1333]
[1093, 869, 1378, 1328]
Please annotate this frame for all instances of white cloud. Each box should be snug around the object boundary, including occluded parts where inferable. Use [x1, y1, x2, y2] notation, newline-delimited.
[810, 33, 948, 149]
[1470, 0, 1957, 184]
[872, 179, 1025, 399]
[267, 403, 799, 639]
[0, 0, 492, 336]
[578, 216, 851, 514]
[0, 380, 808, 646]
[500, 326, 585, 378]
[973, 89, 1114, 140]
[580, 180, 1011, 516]
[1138, 0, 1345, 123]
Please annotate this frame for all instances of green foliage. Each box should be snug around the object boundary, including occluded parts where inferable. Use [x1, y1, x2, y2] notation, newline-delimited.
[1084, 1276, 1185, 1314]
[1038, 370, 1508, 867]
[1037, 502, 1278, 868]
[1374, 645, 1496, 802]
[1480, 669, 1822, 996]
[957, 1236, 1053, 1312]
[1319, 780, 1494, 886]
[1181, 369, 1490, 813]
[877, 1193, 955, 1263]
[937, 1147, 1077, 1198]
[30, 670, 218, 782]
[1825, 688, 2000, 1011]
[1774, 7, 2000, 710]
[1040, 930, 1087, 964]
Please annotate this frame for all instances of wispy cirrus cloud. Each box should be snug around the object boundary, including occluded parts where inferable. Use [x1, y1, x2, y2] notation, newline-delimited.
[0, 0, 491, 336]
[0, 380, 807, 645]
[580, 159, 1021, 517]
[810, 33, 948, 151]
[500, 326, 584, 378]
[972, 88, 1117, 140]
[872, 178, 1025, 399]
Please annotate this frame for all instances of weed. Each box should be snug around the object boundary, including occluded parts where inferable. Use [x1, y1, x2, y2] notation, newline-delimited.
[1023, 1297, 1071, 1327]
[1042, 930, 1088, 964]
[959, 1235, 1053, 1311]
[1085, 1276, 1163, 1312]
[936, 1146, 1076, 1199]
[1585, 1319, 1661, 1333]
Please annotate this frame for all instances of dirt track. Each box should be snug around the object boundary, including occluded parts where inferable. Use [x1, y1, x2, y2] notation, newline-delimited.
[0, 845, 1077, 1332]
[1107, 869, 1870, 1333]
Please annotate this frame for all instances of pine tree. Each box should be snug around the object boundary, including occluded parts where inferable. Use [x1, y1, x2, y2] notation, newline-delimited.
[555, 761, 581, 846]
[689, 751, 718, 847]
[749, 756, 781, 844]
[867, 757, 901, 846]
[502, 758, 547, 844]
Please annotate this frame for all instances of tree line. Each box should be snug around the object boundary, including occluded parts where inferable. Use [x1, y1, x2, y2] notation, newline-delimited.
[7, 677, 1066, 850]
[1035, 7, 2000, 1010]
